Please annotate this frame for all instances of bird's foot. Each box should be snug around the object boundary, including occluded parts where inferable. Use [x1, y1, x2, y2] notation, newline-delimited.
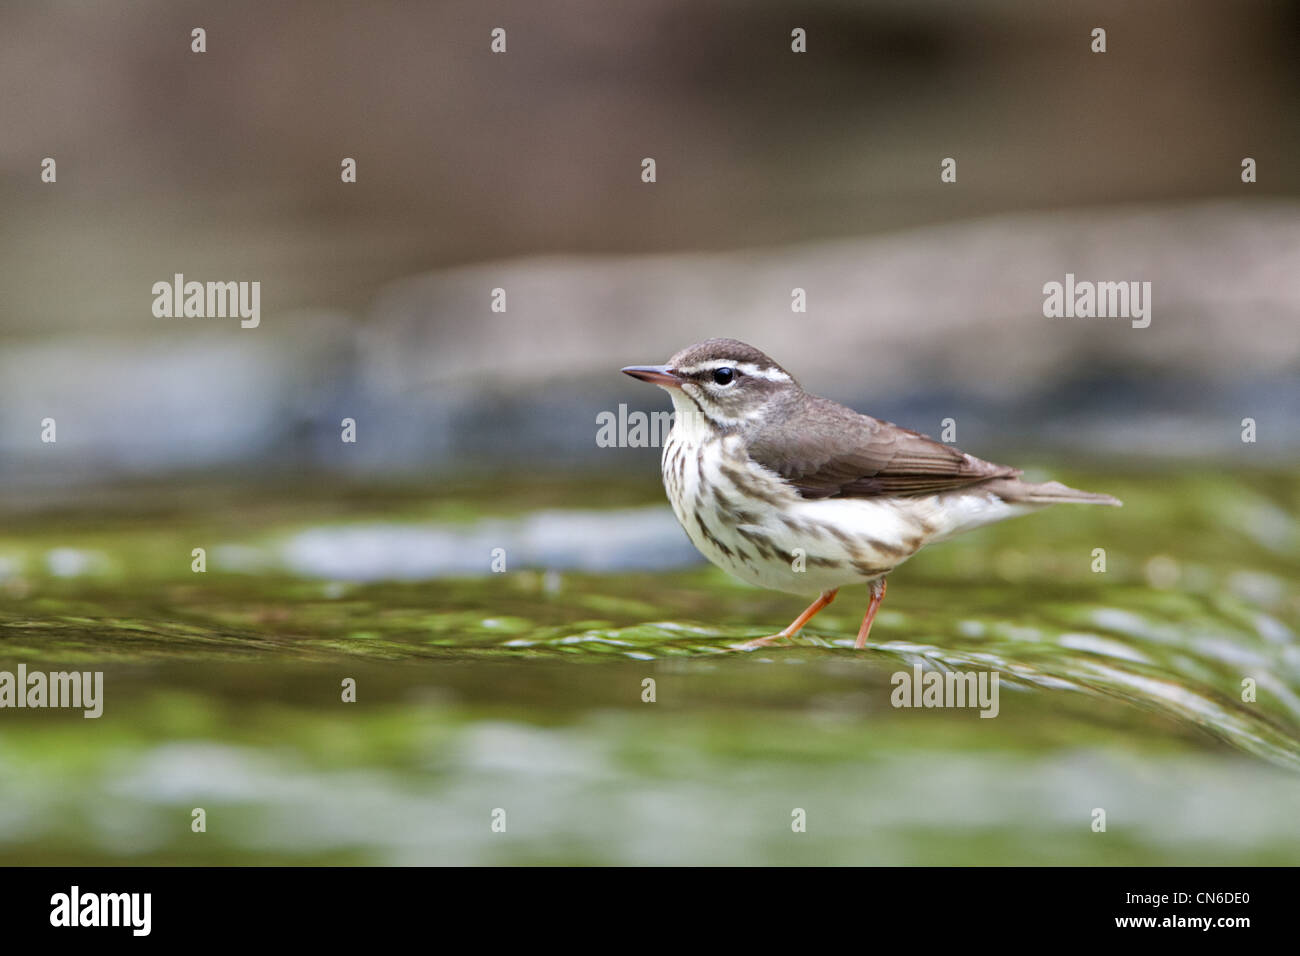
[734, 631, 796, 650]
[731, 588, 839, 651]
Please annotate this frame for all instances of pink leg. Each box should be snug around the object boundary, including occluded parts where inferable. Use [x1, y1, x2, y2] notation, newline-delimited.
[739, 588, 839, 649]
[854, 578, 888, 649]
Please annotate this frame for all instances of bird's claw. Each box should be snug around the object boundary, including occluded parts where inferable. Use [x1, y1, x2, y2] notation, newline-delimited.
[733, 633, 794, 651]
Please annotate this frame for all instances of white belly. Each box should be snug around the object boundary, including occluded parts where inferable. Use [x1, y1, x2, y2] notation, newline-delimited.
[661, 430, 916, 595]
[662, 420, 1035, 596]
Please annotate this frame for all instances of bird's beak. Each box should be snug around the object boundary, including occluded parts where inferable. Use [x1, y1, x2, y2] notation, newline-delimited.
[621, 364, 684, 388]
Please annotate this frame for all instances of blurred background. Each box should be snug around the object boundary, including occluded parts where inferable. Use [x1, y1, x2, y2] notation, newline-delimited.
[2, 0, 1299, 490]
[0, 0, 1298, 865]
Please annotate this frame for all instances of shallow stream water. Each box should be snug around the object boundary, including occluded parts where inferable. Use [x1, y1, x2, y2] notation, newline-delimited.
[0, 468, 1296, 864]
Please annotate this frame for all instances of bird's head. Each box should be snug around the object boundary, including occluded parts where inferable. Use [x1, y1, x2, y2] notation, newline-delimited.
[622, 338, 799, 431]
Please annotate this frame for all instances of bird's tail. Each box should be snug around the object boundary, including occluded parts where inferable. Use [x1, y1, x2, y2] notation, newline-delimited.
[988, 478, 1122, 507]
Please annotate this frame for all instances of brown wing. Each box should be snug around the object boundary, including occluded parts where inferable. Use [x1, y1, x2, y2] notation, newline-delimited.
[746, 394, 1020, 500]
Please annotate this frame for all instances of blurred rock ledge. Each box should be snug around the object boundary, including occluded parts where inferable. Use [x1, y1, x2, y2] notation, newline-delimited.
[2, 200, 1297, 491]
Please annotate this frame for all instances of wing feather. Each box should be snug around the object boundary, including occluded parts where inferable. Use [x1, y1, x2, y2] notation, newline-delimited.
[747, 395, 1019, 500]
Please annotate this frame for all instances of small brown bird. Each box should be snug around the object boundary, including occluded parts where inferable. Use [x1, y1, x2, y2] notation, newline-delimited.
[622, 338, 1120, 649]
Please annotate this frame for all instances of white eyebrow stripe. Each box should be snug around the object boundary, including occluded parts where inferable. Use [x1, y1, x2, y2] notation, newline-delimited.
[739, 363, 792, 382]
[675, 359, 792, 383]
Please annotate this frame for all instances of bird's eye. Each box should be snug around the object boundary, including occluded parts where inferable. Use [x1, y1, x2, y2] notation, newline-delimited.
[712, 367, 735, 385]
